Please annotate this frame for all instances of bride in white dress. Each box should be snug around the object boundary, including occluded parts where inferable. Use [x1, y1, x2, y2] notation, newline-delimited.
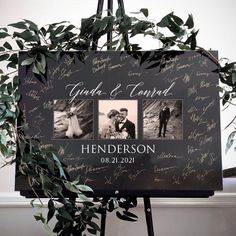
[100, 109, 119, 139]
[66, 106, 83, 138]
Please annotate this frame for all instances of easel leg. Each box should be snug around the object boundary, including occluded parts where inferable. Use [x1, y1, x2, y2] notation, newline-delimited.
[100, 206, 107, 236]
[144, 197, 155, 236]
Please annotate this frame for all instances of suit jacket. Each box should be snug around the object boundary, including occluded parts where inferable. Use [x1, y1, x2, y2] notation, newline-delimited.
[115, 119, 136, 139]
[159, 107, 170, 122]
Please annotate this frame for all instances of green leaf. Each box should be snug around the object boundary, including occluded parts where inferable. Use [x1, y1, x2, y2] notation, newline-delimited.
[46, 154, 55, 175]
[52, 25, 64, 37]
[177, 44, 190, 50]
[80, 16, 96, 36]
[3, 42, 12, 50]
[140, 51, 151, 65]
[16, 40, 24, 49]
[116, 7, 122, 18]
[116, 211, 137, 222]
[78, 193, 91, 202]
[7, 62, 17, 69]
[0, 54, 10, 61]
[0, 27, 8, 32]
[34, 213, 45, 223]
[0, 132, 7, 146]
[8, 53, 18, 64]
[51, 21, 69, 26]
[123, 211, 138, 219]
[8, 22, 28, 29]
[184, 14, 194, 29]
[21, 57, 35, 66]
[185, 30, 199, 50]
[140, 8, 148, 17]
[168, 19, 184, 35]
[72, 175, 80, 185]
[0, 143, 7, 155]
[40, 53, 46, 71]
[23, 19, 38, 31]
[0, 47, 5, 52]
[225, 131, 236, 154]
[190, 35, 197, 50]
[36, 61, 45, 74]
[157, 13, 172, 27]
[220, 62, 236, 72]
[13, 30, 39, 42]
[0, 69, 3, 74]
[77, 184, 94, 193]
[87, 228, 97, 235]
[0, 32, 10, 39]
[52, 153, 66, 178]
[57, 209, 73, 222]
[64, 181, 79, 193]
[48, 199, 54, 209]
[87, 221, 100, 231]
[32, 63, 40, 75]
[222, 93, 230, 105]
[30, 199, 43, 208]
[30, 199, 36, 207]
[232, 72, 236, 85]
[13, 76, 19, 86]
[47, 199, 55, 223]
[83, 210, 98, 219]
[13, 30, 32, 40]
[64, 24, 75, 32]
[172, 14, 184, 26]
[40, 27, 47, 36]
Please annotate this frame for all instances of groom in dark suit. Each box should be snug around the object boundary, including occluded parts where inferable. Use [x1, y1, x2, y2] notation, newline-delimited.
[158, 101, 170, 138]
[115, 108, 136, 139]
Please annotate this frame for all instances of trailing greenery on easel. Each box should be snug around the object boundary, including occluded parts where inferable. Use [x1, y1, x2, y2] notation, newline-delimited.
[0, 8, 236, 236]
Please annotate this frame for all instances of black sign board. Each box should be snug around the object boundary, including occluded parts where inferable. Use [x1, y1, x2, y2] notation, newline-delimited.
[16, 51, 222, 196]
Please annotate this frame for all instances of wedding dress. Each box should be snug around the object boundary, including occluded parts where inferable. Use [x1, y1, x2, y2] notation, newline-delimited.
[66, 107, 83, 138]
[100, 119, 116, 139]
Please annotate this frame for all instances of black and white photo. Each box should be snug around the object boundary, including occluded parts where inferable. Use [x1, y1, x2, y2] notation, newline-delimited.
[53, 99, 93, 139]
[143, 99, 183, 140]
[99, 100, 137, 139]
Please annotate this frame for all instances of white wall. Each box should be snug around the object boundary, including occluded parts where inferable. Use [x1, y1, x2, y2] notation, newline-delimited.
[1, 0, 236, 235]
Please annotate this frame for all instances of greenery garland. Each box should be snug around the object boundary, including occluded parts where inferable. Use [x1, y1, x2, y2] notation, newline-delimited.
[0, 8, 236, 236]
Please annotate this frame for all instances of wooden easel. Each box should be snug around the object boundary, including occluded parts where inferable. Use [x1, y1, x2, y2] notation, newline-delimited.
[92, 1, 155, 235]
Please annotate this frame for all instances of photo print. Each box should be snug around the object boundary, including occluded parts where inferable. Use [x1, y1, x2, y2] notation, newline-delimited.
[99, 100, 138, 139]
[143, 99, 183, 140]
[53, 99, 93, 139]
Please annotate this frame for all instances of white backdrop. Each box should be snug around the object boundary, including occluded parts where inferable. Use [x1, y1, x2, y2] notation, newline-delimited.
[0, 1, 236, 235]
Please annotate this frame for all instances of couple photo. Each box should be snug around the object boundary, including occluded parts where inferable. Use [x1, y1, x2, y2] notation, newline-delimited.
[99, 100, 137, 140]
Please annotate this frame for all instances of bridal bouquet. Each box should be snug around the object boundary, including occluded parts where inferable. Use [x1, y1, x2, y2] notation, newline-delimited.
[109, 127, 129, 139]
